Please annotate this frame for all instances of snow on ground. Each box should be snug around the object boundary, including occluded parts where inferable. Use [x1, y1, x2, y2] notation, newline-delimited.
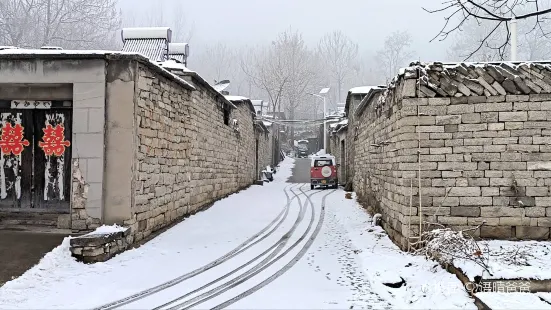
[326, 192, 476, 310]
[477, 293, 551, 309]
[450, 240, 551, 281]
[0, 157, 475, 309]
[0, 160, 295, 309]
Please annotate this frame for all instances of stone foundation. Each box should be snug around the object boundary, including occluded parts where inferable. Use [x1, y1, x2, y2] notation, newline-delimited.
[69, 227, 131, 263]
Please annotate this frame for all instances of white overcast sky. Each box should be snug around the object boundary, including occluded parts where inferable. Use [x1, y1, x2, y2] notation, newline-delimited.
[119, 0, 454, 61]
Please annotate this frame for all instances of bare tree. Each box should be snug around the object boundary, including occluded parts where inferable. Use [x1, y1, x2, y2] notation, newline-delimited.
[375, 31, 414, 82]
[425, 0, 551, 60]
[0, 0, 121, 49]
[318, 31, 359, 102]
[447, 18, 508, 61]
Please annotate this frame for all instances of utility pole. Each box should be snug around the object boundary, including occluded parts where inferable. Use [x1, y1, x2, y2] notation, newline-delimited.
[511, 17, 518, 61]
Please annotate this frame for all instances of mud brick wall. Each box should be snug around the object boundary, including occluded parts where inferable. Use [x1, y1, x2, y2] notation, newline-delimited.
[128, 63, 256, 242]
[352, 61, 551, 250]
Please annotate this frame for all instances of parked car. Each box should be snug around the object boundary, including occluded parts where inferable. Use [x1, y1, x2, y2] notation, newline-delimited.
[310, 155, 338, 189]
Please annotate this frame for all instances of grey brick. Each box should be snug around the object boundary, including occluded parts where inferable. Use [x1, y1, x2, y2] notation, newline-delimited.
[451, 206, 481, 217]
[526, 207, 546, 217]
[500, 217, 531, 226]
[449, 186, 481, 196]
[442, 171, 462, 178]
[485, 170, 502, 178]
[456, 178, 468, 186]
[538, 218, 551, 227]
[507, 144, 539, 152]
[492, 137, 518, 144]
[420, 154, 446, 162]
[490, 162, 527, 170]
[428, 98, 451, 105]
[500, 111, 528, 122]
[526, 187, 549, 196]
[444, 124, 458, 133]
[513, 101, 529, 111]
[453, 146, 483, 153]
[481, 112, 499, 122]
[471, 153, 500, 161]
[473, 131, 499, 138]
[516, 227, 550, 240]
[402, 98, 429, 106]
[460, 196, 492, 206]
[430, 147, 453, 154]
[490, 178, 511, 186]
[467, 178, 489, 186]
[504, 122, 524, 130]
[501, 153, 522, 162]
[528, 111, 547, 121]
[459, 123, 487, 131]
[484, 144, 507, 152]
[438, 162, 478, 171]
[463, 138, 492, 146]
[480, 226, 513, 238]
[436, 115, 461, 125]
[461, 113, 481, 124]
[430, 133, 453, 140]
[488, 123, 505, 131]
[482, 187, 499, 196]
[417, 125, 444, 133]
[478, 162, 490, 170]
[510, 129, 542, 136]
[445, 139, 464, 147]
[525, 121, 550, 129]
[445, 154, 464, 161]
[481, 207, 523, 217]
[519, 136, 533, 144]
[533, 136, 551, 144]
[420, 139, 445, 148]
[419, 105, 448, 116]
[474, 102, 512, 112]
[448, 104, 474, 114]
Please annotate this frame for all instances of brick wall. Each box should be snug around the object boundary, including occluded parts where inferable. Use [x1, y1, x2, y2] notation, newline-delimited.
[127, 63, 257, 242]
[256, 126, 272, 179]
[351, 61, 551, 250]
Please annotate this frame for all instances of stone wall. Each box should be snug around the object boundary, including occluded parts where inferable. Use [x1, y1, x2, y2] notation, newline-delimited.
[124, 62, 257, 243]
[352, 61, 551, 250]
[256, 124, 272, 179]
[330, 128, 347, 184]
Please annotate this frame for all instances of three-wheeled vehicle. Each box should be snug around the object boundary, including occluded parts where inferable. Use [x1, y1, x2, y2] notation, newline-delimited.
[310, 154, 338, 189]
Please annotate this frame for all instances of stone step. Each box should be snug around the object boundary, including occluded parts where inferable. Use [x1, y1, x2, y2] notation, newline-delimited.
[0, 212, 62, 228]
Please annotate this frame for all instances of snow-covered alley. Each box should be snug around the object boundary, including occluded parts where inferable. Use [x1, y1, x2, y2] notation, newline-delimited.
[0, 158, 476, 310]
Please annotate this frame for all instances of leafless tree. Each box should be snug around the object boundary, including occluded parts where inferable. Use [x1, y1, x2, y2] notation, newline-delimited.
[447, 18, 508, 61]
[0, 0, 121, 49]
[375, 31, 414, 83]
[318, 31, 359, 102]
[425, 0, 551, 60]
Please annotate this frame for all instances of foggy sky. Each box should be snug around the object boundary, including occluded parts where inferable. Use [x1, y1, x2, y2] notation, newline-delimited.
[119, 0, 454, 62]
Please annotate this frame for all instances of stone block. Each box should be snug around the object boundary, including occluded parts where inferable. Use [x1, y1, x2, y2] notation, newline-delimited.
[461, 113, 481, 124]
[482, 187, 499, 196]
[528, 162, 551, 171]
[480, 226, 513, 238]
[526, 207, 546, 217]
[468, 217, 499, 226]
[428, 98, 451, 106]
[488, 123, 505, 131]
[419, 105, 447, 116]
[481, 207, 523, 217]
[526, 187, 549, 197]
[537, 197, 551, 206]
[436, 115, 461, 125]
[438, 216, 468, 225]
[499, 111, 528, 122]
[438, 162, 477, 171]
[474, 102, 512, 112]
[516, 226, 549, 240]
[416, 125, 444, 133]
[449, 186, 481, 196]
[460, 196, 492, 206]
[538, 218, 551, 227]
[448, 104, 474, 114]
[451, 206, 481, 217]
[499, 217, 530, 226]
[458, 123, 487, 131]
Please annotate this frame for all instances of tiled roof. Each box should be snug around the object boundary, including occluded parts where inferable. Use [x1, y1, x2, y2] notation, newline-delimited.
[122, 38, 167, 62]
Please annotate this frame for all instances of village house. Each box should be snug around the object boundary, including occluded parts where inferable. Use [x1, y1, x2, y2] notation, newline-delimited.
[333, 61, 551, 250]
[0, 28, 278, 262]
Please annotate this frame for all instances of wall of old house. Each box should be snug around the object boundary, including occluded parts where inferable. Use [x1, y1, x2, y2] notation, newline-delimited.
[352, 62, 551, 250]
[256, 127, 271, 179]
[345, 94, 365, 187]
[330, 130, 347, 184]
[122, 61, 257, 242]
[0, 57, 107, 232]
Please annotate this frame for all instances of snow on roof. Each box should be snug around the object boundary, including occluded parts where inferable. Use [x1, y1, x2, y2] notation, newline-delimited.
[225, 95, 250, 102]
[158, 59, 194, 72]
[262, 121, 273, 127]
[0, 49, 196, 90]
[121, 27, 172, 41]
[349, 86, 382, 95]
[251, 99, 263, 106]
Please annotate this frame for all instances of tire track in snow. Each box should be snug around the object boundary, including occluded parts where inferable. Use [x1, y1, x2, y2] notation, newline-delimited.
[92, 184, 306, 310]
[156, 186, 322, 310]
[178, 188, 337, 310]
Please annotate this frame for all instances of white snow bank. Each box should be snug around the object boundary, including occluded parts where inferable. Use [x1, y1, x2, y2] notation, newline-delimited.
[451, 240, 551, 280]
[477, 293, 551, 309]
[331, 192, 476, 309]
[225, 95, 250, 102]
[88, 224, 128, 235]
[158, 59, 194, 72]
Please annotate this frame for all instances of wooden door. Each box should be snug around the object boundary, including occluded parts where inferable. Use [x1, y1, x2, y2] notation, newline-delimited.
[33, 109, 72, 211]
[0, 104, 71, 212]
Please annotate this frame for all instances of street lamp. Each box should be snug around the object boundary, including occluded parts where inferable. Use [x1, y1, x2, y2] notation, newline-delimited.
[308, 87, 330, 153]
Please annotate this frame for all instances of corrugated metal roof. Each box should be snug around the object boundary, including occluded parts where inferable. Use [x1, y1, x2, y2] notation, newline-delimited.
[122, 38, 167, 62]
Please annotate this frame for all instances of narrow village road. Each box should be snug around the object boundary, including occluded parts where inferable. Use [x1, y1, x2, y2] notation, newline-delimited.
[0, 158, 474, 310]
